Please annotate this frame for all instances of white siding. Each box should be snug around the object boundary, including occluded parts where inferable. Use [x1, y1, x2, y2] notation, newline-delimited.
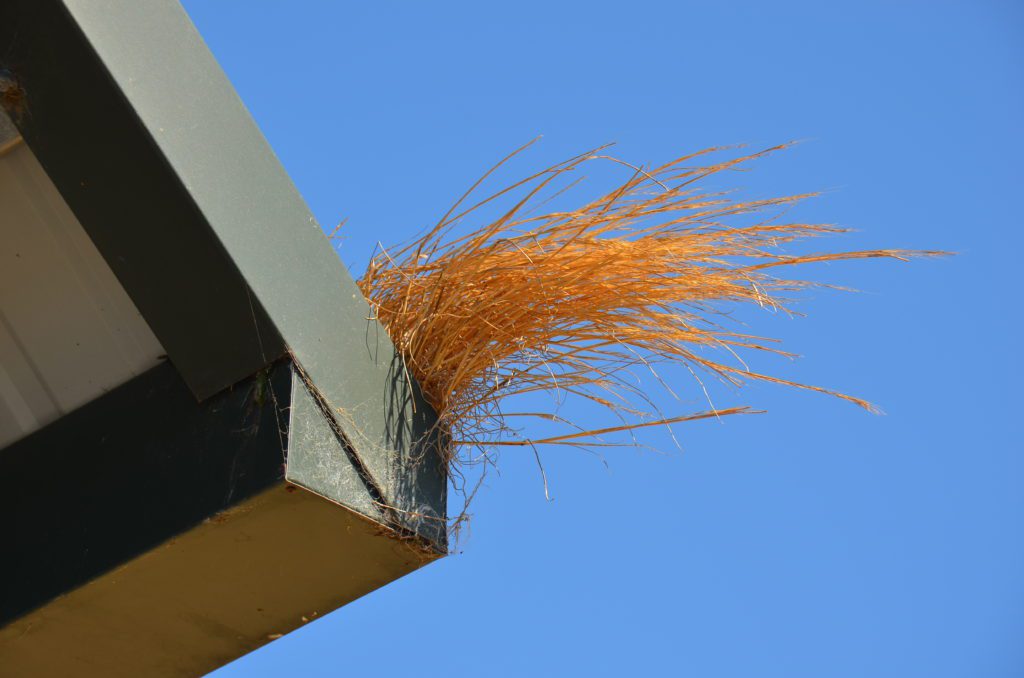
[0, 136, 165, 448]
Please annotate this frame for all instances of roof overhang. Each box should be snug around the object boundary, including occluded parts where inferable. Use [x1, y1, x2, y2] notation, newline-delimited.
[1, 1, 447, 674]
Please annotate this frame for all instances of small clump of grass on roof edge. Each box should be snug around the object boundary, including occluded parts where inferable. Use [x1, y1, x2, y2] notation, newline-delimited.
[355, 141, 947, 515]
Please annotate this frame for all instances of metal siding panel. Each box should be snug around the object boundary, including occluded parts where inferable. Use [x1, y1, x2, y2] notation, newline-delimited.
[0, 140, 164, 447]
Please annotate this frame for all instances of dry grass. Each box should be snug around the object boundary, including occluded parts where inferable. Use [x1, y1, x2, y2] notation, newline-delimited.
[357, 142, 943, 489]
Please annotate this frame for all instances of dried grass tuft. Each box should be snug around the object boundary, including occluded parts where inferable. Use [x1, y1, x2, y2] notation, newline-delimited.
[357, 142, 944, 488]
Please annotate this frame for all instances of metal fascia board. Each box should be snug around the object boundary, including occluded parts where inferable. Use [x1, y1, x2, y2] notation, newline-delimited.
[57, 0, 443, 536]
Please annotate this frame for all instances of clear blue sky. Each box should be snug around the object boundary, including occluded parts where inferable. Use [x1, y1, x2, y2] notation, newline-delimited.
[184, 2, 1023, 676]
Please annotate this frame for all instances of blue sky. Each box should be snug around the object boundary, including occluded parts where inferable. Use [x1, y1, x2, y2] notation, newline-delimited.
[184, 2, 1023, 676]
